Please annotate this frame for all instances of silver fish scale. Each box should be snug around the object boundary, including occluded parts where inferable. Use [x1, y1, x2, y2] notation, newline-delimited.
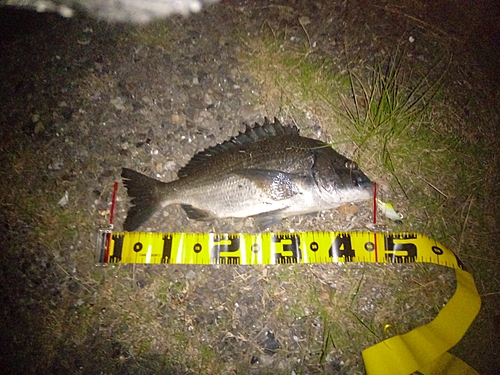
[165, 172, 297, 219]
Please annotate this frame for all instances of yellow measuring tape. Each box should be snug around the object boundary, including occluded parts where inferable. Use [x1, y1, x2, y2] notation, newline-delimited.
[96, 230, 481, 375]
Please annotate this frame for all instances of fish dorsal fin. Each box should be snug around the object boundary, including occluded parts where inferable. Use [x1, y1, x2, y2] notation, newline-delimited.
[231, 117, 299, 145]
[178, 118, 299, 178]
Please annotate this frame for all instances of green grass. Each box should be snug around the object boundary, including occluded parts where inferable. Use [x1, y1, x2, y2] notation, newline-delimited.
[244, 27, 488, 246]
[339, 49, 446, 189]
[241, 24, 495, 372]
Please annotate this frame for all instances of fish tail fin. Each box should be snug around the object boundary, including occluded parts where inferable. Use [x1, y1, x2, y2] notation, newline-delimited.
[121, 168, 166, 231]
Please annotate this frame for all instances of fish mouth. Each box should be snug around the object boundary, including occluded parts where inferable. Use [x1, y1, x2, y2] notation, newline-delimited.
[317, 183, 374, 206]
[356, 179, 374, 189]
[352, 173, 374, 190]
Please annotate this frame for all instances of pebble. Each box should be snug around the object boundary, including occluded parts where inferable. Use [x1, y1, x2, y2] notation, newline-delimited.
[110, 97, 126, 110]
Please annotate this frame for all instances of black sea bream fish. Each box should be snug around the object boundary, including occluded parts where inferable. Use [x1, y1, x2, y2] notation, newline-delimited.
[121, 118, 373, 231]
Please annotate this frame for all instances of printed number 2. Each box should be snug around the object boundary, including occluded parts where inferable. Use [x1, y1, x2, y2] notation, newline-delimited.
[211, 235, 241, 264]
[211, 235, 240, 256]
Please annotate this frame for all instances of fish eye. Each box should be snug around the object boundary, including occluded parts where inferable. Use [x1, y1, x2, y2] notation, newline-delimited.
[352, 175, 362, 186]
[345, 161, 358, 170]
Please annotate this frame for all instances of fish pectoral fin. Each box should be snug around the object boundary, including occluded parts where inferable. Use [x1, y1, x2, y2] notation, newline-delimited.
[234, 169, 302, 201]
[181, 205, 214, 221]
[252, 209, 288, 231]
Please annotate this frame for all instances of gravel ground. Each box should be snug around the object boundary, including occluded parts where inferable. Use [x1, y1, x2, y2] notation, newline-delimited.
[1, 1, 499, 374]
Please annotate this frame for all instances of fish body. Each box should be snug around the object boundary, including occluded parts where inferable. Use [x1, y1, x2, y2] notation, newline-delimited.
[122, 118, 373, 231]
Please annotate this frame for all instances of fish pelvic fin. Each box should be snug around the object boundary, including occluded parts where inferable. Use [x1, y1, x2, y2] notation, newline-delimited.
[180, 205, 214, 221]
[121, 168, 166, 231]
[252, 209, 287, 231]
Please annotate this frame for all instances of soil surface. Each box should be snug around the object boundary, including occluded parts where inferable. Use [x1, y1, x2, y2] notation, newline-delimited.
[1, 1, 499, 374]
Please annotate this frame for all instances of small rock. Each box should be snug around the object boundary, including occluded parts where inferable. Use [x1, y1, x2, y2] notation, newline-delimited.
[203, 93, 214, 105]
[164, 160, 177, 171]
[34, 122, 45, 134]
[48, 158, 63, 170]
[299, 16, 310, 26]
[262, 331, 280, 355]
[111, 97, 126, 110]
[155, 162, 163, 174]
[58, 191, 69, 207]
[68, 280, 80, 293]
[237, 103, 260, 119]
[185, 270, 196, 281]
[337, 204, 359, 216]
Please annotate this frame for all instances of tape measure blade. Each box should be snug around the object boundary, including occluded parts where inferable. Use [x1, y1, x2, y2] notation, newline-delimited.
[96, 231, 465, 269]
[95, 229, 109, 263]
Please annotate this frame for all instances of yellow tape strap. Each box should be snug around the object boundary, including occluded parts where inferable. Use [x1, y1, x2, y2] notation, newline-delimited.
[362, 268, 481, 375]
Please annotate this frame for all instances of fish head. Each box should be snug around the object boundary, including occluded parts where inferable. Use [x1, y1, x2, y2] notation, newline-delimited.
[312, 148, 373, 204]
